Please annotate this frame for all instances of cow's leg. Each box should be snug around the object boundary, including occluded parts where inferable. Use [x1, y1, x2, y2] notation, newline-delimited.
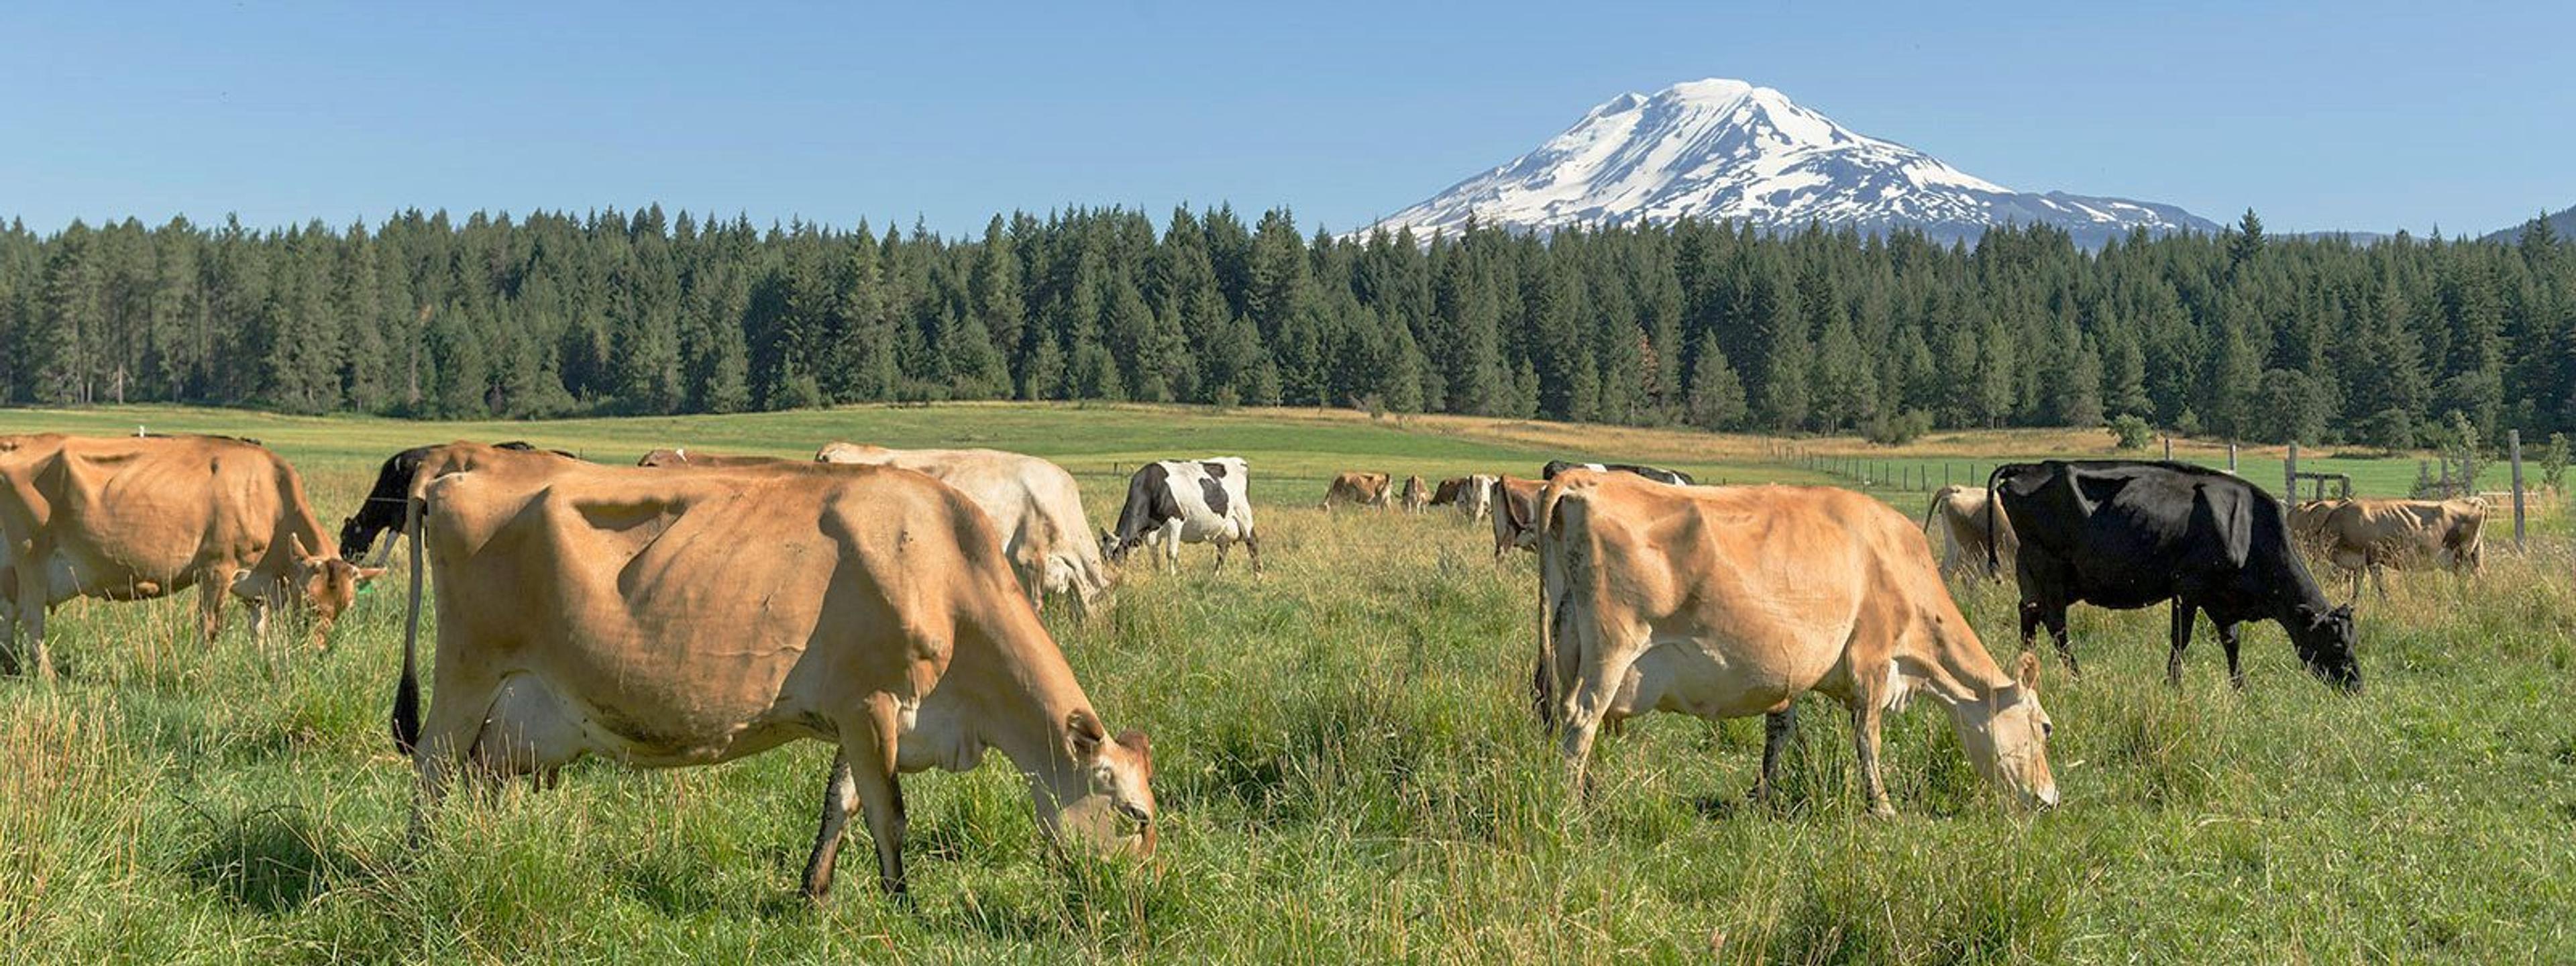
[2167, 600, 2196, 688]
[835, 693, 909, 897]
[13, 561, 50, 682]
[196, 574, 227, 644]
[2036, 604, 2078, 678]
[1848, 700, 1894, 818]
[801, 753, 859, 900]
[1748, 702, 1799, 805]
[2217, 621, 2247, 691]
[1212, 537, 1230, 574]
[1244, 529, 1262, 575]
[2017, 600, 2041, 654]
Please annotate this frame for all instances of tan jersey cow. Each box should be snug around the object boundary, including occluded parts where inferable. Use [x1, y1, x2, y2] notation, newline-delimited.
[2289, 498, 2345, 555]
[1400, 475, 1430, 513]
[1490, 476, 1546, 558]
[1430, 474, 1499, 523]
[393, 445, 1155, 897]
[1921, 484, 2017, 577]
[1321, 471, 1392, 510]
[0, 433, 376, 679]
[2314, 497, 2485, 599]
[814, 442, 1113, 616]
[1537, 472, 2057, 814]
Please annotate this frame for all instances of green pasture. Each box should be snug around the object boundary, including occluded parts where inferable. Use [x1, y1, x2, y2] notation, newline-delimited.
[1, 403, 2570, 963]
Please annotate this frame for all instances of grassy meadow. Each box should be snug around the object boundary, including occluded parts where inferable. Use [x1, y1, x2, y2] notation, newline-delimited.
[1, 402, 2571, 963]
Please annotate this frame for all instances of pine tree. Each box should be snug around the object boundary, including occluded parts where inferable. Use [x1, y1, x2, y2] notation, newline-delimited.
[1684, 331, 1747, 430]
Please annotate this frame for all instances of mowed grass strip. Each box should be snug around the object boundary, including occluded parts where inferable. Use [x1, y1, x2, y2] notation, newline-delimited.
[0, 403, 2569, 963]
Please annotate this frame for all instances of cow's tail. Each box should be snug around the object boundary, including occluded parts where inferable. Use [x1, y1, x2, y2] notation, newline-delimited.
[1532, 480, 1585, 731]
[1920, 489, 1945, 537]
[1982, 464, 2021, 579]
[391, 494, 425, 757]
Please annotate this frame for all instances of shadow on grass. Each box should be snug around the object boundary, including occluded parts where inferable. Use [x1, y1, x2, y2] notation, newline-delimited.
[178, 802, 365, 915]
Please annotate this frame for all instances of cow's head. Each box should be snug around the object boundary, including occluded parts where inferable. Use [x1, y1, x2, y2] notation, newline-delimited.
[1099, 528, 1130, 564]
[1953, 651, 2059, 810]
[288, 535, 385, 641]
[2290, 602, 2361, 692]
[1040, 708, 1157, 859]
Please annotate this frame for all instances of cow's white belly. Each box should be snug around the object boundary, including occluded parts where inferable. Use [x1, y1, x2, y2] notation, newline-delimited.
[1167, 508, 1242, 545]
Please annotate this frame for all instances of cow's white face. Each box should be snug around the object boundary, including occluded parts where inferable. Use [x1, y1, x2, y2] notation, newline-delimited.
[1042, 709, 1157, 859]
[1958, 651, 2059, 809]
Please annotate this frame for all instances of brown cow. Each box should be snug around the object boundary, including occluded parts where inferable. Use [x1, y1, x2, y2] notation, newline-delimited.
[1321, 471, 1393, 510]
[1400, 475, 1430, 513]
[1921, 485, 2017, 577]
[1491, 476, 1546, 557]
[814, 442, 1114, 616]
[2289, 498, 2346, 556]
[0, 433, 376, 679]
[393, 444, 1155, 897]
[2314, 497, 2485, 599]
[1536, 472, 2057, 813]
[1432, 474, 1499, 523]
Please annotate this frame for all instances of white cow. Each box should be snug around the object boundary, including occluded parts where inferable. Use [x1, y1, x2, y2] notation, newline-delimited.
[1102, 458, 1260, 573]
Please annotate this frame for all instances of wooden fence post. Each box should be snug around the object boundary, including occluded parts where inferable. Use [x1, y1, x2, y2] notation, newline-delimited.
[2163, 436, 2173, 461]
[2227, 443, 2237, 472]
[2284, 443, 2298, 504]
[2511, 429, 2526, 547]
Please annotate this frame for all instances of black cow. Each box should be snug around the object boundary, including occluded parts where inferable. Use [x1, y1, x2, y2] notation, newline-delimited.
[1539, 460, 1695, 486]
[1988, 460, 2358, 692]
[339, 441, 566, 561]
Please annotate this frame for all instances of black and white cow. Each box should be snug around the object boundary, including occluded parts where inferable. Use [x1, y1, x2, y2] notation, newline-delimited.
[1540, 460, 1694, 486]
[1104, 458, 1260, 573]
[1989, 460, 2359, 692]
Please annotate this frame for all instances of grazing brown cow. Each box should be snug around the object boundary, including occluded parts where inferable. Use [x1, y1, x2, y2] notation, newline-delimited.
[2314, 497, 2485, 600]
[1536, 472, 2058, 814]
[392, 445, 1155, 898]
[2289, 498, 2346, 555]
[0, 433, 376, 678]
[1321, 471, 1392, 510]
[1491, 476, 1546, 558]
[1921, 485, 2016, 577]
[1400, 475, 1430, 513]
[814, 442, 1114, 616]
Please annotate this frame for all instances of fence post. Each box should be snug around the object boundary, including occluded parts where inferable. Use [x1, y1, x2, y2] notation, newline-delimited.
[2511, 429, 2526, 547]
[2227, 443, 2237, 472]
[2284, 443, 2298, 504]
[2163, 436, 2173, 461]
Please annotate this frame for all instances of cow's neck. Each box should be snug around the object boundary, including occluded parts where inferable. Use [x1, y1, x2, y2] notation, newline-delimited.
[1899, 632, 2012, 710]
[942, 611, 1094, 793]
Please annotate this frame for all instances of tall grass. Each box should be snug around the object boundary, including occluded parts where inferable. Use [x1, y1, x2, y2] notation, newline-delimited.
[0, 405, 2570, 962]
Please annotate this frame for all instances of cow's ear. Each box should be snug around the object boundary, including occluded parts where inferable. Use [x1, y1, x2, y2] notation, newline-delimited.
[2015, 650, 2042, 692]
[288, 533, 315, 562]
[354, 566, 388, 584]
[1068, 709, 1108, 757]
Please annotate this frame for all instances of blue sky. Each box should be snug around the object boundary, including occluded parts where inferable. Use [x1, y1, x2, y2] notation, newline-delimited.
[3, 1, 2568, 237]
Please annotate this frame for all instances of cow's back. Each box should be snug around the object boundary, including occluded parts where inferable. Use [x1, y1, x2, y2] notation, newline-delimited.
[425, 461, 1008, 764]
[3, 436, 311, 596]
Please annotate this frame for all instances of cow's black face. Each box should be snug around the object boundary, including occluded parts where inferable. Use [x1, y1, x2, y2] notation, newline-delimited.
[2294, 604, 2361, 693]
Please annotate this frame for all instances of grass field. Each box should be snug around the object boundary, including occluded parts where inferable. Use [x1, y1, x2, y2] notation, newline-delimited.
[2, 403, 2571, 963]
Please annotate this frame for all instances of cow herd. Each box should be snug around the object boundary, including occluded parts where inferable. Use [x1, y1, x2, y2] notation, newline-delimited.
[0, 430, 2489, 902]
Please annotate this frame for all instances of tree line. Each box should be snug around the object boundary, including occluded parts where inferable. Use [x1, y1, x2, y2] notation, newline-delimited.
[1, 204, 2569, 449]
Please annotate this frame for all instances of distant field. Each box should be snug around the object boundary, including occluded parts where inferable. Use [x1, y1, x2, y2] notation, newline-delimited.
[2, 403, 2571, 963]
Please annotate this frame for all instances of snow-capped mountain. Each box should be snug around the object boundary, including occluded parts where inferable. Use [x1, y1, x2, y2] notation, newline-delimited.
[1362, 78, 2217, 246]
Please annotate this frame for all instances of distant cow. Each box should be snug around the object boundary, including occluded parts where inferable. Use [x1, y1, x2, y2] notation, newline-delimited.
[1432, 474, 1500, 522]
[1322, 471, 1393, 510]
[1491, 476, 1547, 558]
[1921, 485, 2016, 577]
[1, 434, 376, 678]
[2288, 498, 2345, 554]
[1400, 475, 1430, 513]
[1990, 460, 2358, 692]
[635, 447, 782, 469]
[1540, 460, 1694, 486]
[815, 442, 1114, 616]
[392, 445, 1155, 897]
[1536, 472, 2057, 812]
[341, 440, 570, 564]
[2313, 498, 2485, 599]
[1106, 458, 1260, 573]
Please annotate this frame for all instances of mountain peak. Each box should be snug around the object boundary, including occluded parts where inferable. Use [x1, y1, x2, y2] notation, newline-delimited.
[1362, 79, 2215, 246]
